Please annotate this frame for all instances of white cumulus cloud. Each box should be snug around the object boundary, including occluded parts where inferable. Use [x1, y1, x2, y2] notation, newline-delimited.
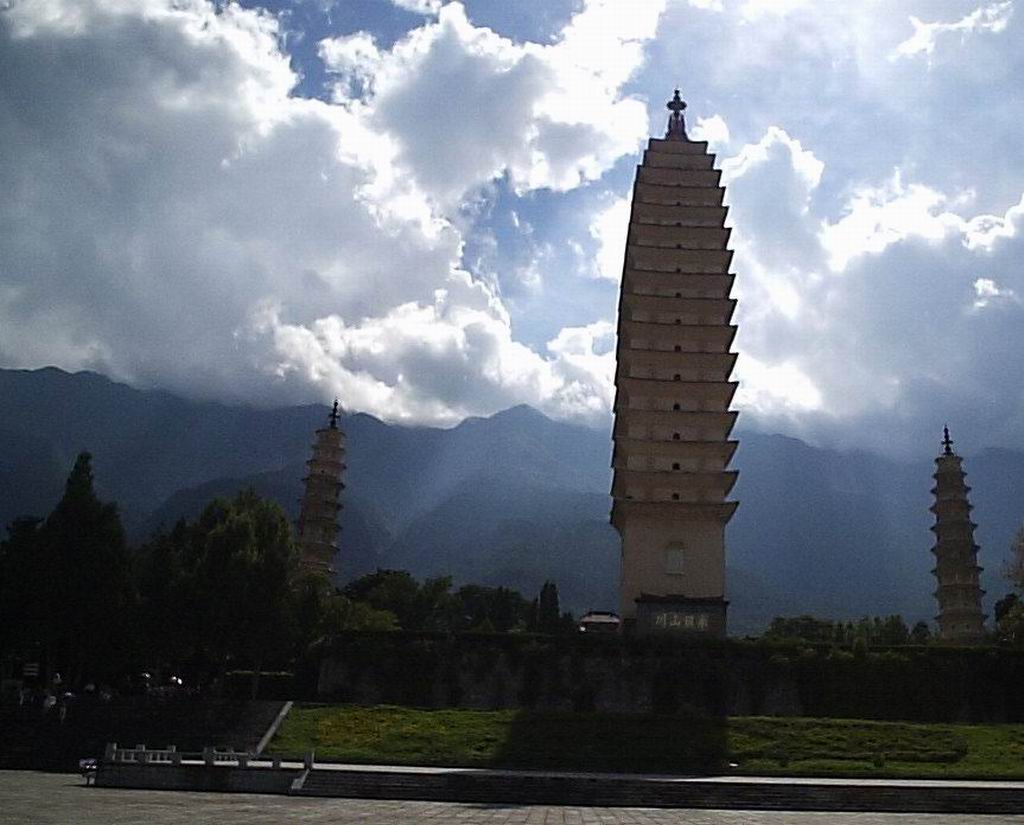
[893, 1, 1013, 59]
[0, 0, 665, 426]
[588, 196, 631, 281]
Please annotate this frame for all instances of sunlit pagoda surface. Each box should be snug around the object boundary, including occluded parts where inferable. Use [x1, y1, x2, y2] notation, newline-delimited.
[611, 90, 738, 637]
[930, 427, 986, 643]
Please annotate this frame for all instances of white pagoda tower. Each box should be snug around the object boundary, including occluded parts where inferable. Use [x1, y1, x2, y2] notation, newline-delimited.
[930, 426, 986, 643]
[610, 90, 739, 636]
[296, 400, 346, 574]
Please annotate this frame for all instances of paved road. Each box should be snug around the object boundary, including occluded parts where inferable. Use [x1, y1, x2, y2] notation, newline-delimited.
[2, 772, 1021, 824]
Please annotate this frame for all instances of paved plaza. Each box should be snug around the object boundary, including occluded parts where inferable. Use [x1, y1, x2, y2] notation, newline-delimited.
[1, 771, 1021, 825]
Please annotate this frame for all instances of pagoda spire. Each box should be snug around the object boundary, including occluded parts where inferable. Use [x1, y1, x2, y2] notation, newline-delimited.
[929, 426, 985, 643]
[296, 401, 347, 574]
[665, 89, 688, 140]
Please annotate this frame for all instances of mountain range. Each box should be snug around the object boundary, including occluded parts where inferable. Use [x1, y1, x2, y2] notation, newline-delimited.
[2, 366, 1022, 635]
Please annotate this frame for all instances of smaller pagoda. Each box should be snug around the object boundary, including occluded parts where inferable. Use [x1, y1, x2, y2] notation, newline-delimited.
[930, 426, 986, 643]
[296, 400, 346, 574]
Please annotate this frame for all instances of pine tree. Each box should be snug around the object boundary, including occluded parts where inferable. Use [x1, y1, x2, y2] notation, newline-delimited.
[537, 581, 561, 634]
[43, 452, 131, 685]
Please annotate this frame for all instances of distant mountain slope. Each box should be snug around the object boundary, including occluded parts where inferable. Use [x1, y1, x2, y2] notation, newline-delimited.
[2, 366, 1023, 631]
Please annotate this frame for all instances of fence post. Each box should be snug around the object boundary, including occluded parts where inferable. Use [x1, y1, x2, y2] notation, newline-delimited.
[304, 750, 315, 770]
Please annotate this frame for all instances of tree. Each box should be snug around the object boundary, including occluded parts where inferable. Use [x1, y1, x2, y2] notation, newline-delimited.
[535, 581, 569, 634]
[763, 614, 911, 646]
[1005, 524, 1024, 592]
[763, 616, 835, 643]
[135, 520, 192, 672]
[135, 490, 301, 691]
[0, 517, 47, 662]
[43, 453, 132, 685]
[999, 604, 1024, 645]
[292, 573, 397, 644]
[909, 620, 932, 644]
[454, 584, 530, 633]
[995, 594, 1024, 645]
[190, 489, 298, 696]
[875, 615, 910, 646]
[994, 593, 1019, 623]
[342, 569, 457, 631]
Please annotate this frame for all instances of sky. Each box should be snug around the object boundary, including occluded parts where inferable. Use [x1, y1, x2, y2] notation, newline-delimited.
[1, 0, 1023, 456]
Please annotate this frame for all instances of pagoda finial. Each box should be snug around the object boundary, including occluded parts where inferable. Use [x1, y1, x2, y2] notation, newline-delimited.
[665, 88, 687, 140]
[942, 424, 954, 456]
[329, 399, 340, 430]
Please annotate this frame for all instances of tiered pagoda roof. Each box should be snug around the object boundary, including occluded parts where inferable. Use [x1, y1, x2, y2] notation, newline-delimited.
[929, 426, 986, 642]
[296, 400, 346, 574]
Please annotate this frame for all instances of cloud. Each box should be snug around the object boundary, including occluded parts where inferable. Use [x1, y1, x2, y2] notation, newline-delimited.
[0, 0, 662, 427]
[3, 0, 1024, 455]
[588, 196, 631, 281]
[893, 1, 1013, 59]
[690, 114, 730, 149]
[248, 297, 615, 425]
[819, 173, 961, 272]
[318, 31, 381, 98]
[972, 276, 1019, 310]
[320, 1, 663, 205]
[734, 355, 822, 413]
[738, 0, 813, 21]
[390, 0, 443, 14]
[963, 193, 1024, 251]
[820, 177, 1024, 272]
[715, 121, 1024, 450]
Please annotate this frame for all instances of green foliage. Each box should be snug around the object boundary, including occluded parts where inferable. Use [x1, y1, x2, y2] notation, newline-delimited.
[135, 488, 301, 684]
[341, 570, 549, 634]
[272, 704, 726, 772]
[764, 614, 914, 647]
[728, 717, 965, 766]
[270, 704, 1024, 779]
[0, 453, 132, 683]
[1005, 523, 1024, 592]
[997, 600, 1024, 646]
[536, 580, 561, 633]
[455, 584, 530, 633]
[764, 616, 834, 643]
[342, 569, 458, 631]
[909, 620, 932, 644]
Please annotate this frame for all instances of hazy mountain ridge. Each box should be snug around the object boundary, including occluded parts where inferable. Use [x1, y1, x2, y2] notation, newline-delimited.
[2, 367, 1022, 633]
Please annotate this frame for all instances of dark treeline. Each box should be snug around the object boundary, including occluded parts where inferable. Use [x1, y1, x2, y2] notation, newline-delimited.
[0, 453, 573, 696]
[5, 453, 1024, 699]
[762, 524, 1024, 648]
[761, 615, 931, 647]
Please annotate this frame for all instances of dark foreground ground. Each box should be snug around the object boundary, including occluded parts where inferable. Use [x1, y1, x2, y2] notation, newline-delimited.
[1, 771, 1021, 825]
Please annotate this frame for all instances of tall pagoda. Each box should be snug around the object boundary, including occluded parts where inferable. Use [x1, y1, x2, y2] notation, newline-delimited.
[930, 426, 986, 642]
[610, 89, 739, 637]
[296, 400, 346, 574]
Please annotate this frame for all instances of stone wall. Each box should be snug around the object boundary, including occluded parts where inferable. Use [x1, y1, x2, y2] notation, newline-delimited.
[95, 763, 300, 794]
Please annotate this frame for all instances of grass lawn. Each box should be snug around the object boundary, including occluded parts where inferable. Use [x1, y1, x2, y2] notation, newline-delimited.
[269, 704, 1024, 779]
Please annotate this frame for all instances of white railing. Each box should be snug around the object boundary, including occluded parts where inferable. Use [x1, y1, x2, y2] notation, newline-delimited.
[103, 742, 312, 769]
